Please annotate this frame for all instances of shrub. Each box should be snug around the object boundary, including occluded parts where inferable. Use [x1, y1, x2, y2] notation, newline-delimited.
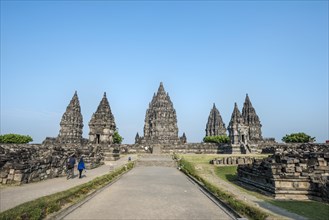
[282, 132, 315, 143]
[0, 134, 33, 144]
[203, 135, 230, 144]
[113, 131, 123, 144]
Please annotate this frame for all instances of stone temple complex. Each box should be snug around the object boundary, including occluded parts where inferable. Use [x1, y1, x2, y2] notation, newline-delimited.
[1, 82, 328, 204]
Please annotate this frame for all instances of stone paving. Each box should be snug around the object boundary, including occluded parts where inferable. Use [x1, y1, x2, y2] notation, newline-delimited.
[63, 166, 234, 220]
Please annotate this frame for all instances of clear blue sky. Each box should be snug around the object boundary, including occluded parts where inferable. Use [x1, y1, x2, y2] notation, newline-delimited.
[1, 1, 328, 144]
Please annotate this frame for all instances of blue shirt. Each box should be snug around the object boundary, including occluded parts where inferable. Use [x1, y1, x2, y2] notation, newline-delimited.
[78, 160, 85, 170]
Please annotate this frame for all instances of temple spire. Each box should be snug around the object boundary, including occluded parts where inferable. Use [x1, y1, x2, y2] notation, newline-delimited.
[88, 93, 116, 144]
[58, 91, 83, 143]
[231, 102, 242, 124]
[157, 82, 166, 95]
[205, 103, 226, 137]
[242, 94, 262, 142]
[141, 82, 181, 144]
[227, 102, 248, 145]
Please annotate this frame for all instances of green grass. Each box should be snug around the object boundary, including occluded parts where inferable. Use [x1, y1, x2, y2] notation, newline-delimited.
[0, 162, 134, 220]
[268, 200, 329, 220]
[214, 165, 238, 182]
[180, 154, 219, 164]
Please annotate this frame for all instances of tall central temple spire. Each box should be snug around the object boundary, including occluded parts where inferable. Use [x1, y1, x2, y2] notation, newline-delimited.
[140, 82, 183, 144]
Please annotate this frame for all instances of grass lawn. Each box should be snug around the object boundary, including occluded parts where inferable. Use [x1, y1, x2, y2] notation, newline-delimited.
[268, 200, 329, 220]
[214, 165, 238, 182]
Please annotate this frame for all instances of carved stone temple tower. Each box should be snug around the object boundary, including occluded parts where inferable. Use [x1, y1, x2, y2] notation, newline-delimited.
[140, 82, 184, 145]
[57, 91, 84, 143]
[88, 92, 116, 144]
[205, 103, 226, 136]
[242, 94, 263, 143]
[227, 103, 249, 145]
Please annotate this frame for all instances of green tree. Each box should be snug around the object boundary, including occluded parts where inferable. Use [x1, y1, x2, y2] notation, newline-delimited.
[282, 132, 315, 143]
[0, 134, 33, 144]
[203, 135, 230, 144]
[113, 131, 123, 144]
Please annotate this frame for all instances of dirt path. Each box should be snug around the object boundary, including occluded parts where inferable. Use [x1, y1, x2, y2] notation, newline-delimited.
[197, 164, 308, 220]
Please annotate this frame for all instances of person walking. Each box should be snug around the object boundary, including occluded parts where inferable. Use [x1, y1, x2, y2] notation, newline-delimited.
[67, 154, 76, 179]
[77, 156, 86, 179]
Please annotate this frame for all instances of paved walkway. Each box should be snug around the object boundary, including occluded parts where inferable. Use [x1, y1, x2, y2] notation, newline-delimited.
[63, 167, 234, 220]
[0, 155, 136, 212]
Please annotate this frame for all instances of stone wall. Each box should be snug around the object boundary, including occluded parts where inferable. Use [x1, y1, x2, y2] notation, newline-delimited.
[237, 144, 329, 202]
[121, 143, 233, 154]
[0, 143, 103, 185]
[122, 142, 269, 155]
[0, 144, 68, 184]
[210, 156, 255, 166]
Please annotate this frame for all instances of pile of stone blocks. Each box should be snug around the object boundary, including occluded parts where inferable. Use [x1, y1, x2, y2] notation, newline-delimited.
[237, 143, 329, 202]
[210, 156, 255, 166]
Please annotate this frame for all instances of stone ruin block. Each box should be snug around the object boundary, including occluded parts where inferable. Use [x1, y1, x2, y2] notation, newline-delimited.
[237, 144, 329, 202]
[237, 158, 244, 164]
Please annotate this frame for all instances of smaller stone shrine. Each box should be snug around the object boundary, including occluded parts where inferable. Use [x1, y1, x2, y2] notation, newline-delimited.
[57, 91, 84, 144]
[205, 103, 226, 136]
[89, 92, 116, 144]
[227, 103, 249, 153]
[227, 94, 264, 154]
[242, 94, 263, 143]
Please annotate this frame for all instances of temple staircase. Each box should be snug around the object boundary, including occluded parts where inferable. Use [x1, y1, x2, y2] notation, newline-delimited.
[136, 154, 177, 167]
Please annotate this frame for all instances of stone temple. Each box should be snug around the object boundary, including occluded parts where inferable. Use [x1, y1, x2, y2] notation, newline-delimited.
[137, 82, 185, 145]
[242, 94, 262, 143]
[205, 103, 226, 136]
[57, 91, 84, 144]
[228, 94, 263, 147]
[88, 92, 116, 144]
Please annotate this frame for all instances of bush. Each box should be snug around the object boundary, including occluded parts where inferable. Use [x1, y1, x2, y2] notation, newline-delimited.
[203, 135, 230, 144]
[282, 132, 315, 143]
[113, 131, 123, 144]
[0, 134, 33, 144]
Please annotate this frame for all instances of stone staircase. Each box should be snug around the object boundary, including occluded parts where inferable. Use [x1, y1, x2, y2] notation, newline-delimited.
[136, 154, 177, 167]
[102, 146, 120, 161]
